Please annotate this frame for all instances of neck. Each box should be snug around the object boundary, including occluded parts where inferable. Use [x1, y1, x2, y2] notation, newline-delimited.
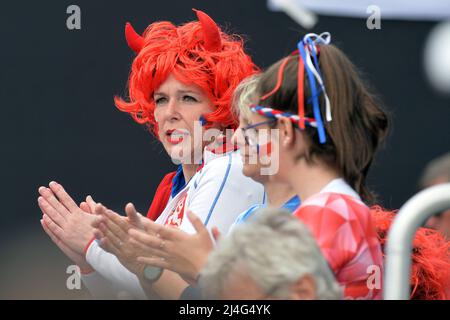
[263, 180, 297, 207]
[182, 163, 199, 183]
[285, 159, 340, 202]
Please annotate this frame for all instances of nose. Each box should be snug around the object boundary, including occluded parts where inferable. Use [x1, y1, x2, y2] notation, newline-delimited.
[163, 98, 181, 122]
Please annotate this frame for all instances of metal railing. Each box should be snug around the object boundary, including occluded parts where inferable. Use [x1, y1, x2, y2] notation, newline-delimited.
[384, 183, 450, 299]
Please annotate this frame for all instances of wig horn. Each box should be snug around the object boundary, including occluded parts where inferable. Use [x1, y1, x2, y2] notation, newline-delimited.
[193, 9, 222, 52]
[125, 22, 144, 54]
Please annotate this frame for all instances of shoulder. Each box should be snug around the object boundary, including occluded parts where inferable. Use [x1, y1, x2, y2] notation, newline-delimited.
[294, 192, 370, 224]
[202, 150, 242, 172]
[194, 150, 244, 186]
[189, 150, 264, 204]
[235, 204, 265, 224]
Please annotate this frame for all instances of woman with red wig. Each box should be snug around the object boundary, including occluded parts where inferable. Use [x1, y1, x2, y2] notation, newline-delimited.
[126, 32, 388, 300]
[37, 9, 265, 299]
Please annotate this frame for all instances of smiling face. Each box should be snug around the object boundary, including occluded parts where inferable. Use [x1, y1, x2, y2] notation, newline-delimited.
[232, 111, 280, 182]
[153, 74, 216, 163]
[232, 114, 263, 181]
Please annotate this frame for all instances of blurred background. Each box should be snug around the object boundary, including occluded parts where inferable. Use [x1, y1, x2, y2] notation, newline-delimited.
[0, 0, 449, 299]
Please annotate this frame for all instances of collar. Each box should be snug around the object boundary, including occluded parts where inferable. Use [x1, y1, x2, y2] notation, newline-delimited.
[171, 136, 236, 198]
[319, 178, 361, 201]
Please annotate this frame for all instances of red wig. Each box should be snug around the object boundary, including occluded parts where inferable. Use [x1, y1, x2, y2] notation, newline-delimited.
[114, 9, 259, 136]
[370, 206, 450, 300]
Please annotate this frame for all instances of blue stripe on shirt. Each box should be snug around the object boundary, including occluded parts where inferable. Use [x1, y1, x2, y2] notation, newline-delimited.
[235, 195, 301, 225]
[204, 153, 233, 226]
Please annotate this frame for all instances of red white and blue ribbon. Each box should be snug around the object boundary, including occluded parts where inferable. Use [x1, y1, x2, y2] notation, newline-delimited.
[250, 105, 318, 128]
[298, 32, 332, 143]
[255, 32, 332, 144]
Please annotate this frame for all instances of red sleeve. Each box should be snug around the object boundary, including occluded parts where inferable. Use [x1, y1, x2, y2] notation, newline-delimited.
[146, 171, 177, 221]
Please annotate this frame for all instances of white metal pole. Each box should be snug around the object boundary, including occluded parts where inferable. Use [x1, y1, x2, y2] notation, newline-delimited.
[384, 183, 450, 300]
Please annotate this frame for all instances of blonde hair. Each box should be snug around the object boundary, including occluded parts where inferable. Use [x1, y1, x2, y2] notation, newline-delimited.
[231, 74, 261, 122]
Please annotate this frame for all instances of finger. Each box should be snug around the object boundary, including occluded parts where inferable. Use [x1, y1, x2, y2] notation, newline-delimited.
[105, 209, 131, 235]
[38, 196, 66, 227]
[212, 226, 222, 242]
[129, 237, 170, 260]
[157, 226, 185, 242]
[99, 221, 125, 248]
[128, 229, 170, 258]
[128, 228, 161, 248]
[38, 186, 70, 217]
[93, 227, 104, 240]
[98, 236, 120, 256]
[86, 195, 98, 214]
[41, 219, 75, 256]
[140, 216, 165, 235]
[137, 256, 171, 270]
[187, 211, 207, 235]
[94, 203, 107, 216]
[42, 214, 65, 240]
[91, 214, 105, 228]
[41, 218, 61, 244]
[125, 203, 143, 228]
[48, 181, 79, 212]
[80, 202, 91, 214]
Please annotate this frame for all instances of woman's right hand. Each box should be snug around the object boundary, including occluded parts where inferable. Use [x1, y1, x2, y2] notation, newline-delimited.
[41, 208, 93, 274]
[38, 182, 99, 273]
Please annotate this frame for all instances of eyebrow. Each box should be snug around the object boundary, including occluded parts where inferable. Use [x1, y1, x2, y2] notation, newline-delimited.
[154, 89, 201, 96]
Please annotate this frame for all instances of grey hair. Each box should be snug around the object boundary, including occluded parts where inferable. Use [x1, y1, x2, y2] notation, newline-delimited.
[231, 74, 261, 121]
[199, 208, 342, 300]
[419, 152, 450, 188]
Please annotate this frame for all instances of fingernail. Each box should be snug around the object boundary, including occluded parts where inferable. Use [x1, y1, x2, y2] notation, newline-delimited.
[49, 181, 56, 186]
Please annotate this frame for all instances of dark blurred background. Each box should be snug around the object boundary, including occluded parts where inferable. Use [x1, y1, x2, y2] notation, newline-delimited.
[0, 0, 448, 299]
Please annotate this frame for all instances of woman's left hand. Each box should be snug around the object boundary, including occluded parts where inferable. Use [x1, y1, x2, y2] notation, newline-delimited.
[93, 203, 156, 278]
[128, 211, 215, 284]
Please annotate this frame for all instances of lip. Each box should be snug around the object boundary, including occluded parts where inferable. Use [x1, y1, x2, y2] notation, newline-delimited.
[165, 129, 187, 145]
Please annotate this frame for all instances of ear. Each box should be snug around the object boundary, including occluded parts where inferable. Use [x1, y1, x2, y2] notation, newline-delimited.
[277, 117, 296, 148]
[277, 117, 310, 157]
[289, 274, 317, 300]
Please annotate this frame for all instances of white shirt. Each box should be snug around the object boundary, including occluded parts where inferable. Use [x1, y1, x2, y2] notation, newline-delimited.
[81, 148, 265, 299]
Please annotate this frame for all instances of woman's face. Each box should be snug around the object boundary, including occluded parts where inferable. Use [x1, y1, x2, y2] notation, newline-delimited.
[153, 74, 215, 163]
[232, 112, 280, 183]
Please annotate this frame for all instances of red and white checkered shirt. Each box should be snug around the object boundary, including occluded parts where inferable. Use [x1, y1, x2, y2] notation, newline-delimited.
[293, 181, 383, 299]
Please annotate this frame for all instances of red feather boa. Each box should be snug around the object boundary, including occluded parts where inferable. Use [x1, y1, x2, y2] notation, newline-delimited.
[370, 206, 450, 300]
